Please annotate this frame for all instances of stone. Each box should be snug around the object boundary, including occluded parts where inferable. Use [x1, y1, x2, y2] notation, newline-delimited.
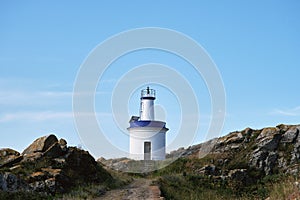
[10, 165, 22, 171]
[0, 155, 23, 168]
[58, 138, 67, 151]
[53, 158, 66, 167]
[243, 127, 253, 135]
[0, 148, 20, 157]
[249, 149, 269, 170]
[197, 165, 216, 175]
[264, 152, 278, 175]
[28, 171, 47, 182]
[0, 148, 22, 168]
[256, 127, 281, 151]
[21, 152, 43, 162]
[218, 131, 244, 144]
[276, 124, 290, 132]
[0, 135, 113, 195]
[41, 168, 62, 177]
[0, 172, 28, 191]
[22, 134, 58, 155]
[29, 180, 46, 192]
[45, 178, 57, 193]
[257, 127, 280, 140]
[44, 142, 64, 158]
[281, 126, 299, 143]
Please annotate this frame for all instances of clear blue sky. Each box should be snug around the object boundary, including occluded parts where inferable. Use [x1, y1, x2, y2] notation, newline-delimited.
[1, 1, 299, 158]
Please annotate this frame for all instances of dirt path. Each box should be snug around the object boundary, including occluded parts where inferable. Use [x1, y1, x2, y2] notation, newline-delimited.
[96, 178, 164, 200]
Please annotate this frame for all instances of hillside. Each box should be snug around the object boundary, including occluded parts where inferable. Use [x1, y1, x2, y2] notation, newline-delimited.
[101, 124, 300, 199]
[153, 124, 300, 199]
[1, 124, 300, 199]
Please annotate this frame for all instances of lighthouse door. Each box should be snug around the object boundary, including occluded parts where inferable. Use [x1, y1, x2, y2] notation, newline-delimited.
[144, 142, 151, 160]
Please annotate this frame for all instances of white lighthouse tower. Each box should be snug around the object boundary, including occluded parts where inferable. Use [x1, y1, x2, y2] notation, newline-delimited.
[128, 87, 168, 160]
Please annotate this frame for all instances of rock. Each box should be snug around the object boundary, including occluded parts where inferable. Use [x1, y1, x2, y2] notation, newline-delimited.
[22, 134, 58, 155]
[0, 172, 28, 191]
[276, 124, 290, 132]
[218, 131, 244, 145]
[257, 127, 279, 140]
[0, 134, 113, 195]
[281, 126, 299, 143]
[0, 148, 20, 157]
[45, 178, 57, 194]
[256, 127, 281, 151]
[291, 126, 300, 163]
[197, 165, 216, 175]
[264, 152, 278, 175]
[278, 157, 287, 169]
[0, 155, 23, 168]
[64, 147, 100, 181]
[28, 171, 47, 182]
[243, 127, 253, 135]
[29, 180, 46, 192]
[41, 168, 62, 177]
[249, 149, 269, 170]
[44, 143, 64, 158]
[53, 158, 66, 167]
[286, 164, 300, 176]
[10, 165, 22, 171]
[0, 148, 23, 168]
[58, 139, 67, 151]
[21, 152, 43, 162]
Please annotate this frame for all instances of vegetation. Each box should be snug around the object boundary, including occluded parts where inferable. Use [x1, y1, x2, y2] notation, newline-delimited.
[0, 191, 53, 200]
[2, 125, 300, 199]
[144, 156, 299, 200]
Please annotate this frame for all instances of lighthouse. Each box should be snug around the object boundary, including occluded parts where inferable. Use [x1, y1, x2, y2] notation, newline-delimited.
[128, 87, 169, 160]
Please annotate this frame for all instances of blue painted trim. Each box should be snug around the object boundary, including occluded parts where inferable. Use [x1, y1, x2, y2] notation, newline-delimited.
[129, 120, 167, 128]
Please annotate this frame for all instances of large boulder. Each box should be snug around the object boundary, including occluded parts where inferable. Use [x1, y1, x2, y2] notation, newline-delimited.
[22, 135, 58, 155]
[0, 148, 23, 168]
[63, 147, 102, 182]
[256, 127, 281, 151]
[281, 126, 299, 143]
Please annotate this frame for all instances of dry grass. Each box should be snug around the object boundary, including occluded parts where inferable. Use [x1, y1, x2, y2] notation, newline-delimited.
[268, 176, 300, 200]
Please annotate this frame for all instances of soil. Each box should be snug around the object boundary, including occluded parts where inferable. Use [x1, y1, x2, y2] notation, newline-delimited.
[97, 178, 164, 200]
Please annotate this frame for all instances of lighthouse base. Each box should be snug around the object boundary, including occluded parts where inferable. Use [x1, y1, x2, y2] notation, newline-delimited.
[128, 126, 167, 161]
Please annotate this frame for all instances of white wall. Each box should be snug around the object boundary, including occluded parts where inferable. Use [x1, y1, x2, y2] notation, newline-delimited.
[140, 99, 154, 120]
[129, 126, 167, 160]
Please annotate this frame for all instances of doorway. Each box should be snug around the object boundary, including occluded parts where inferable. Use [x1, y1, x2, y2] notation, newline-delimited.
[144, 141, 151, 160]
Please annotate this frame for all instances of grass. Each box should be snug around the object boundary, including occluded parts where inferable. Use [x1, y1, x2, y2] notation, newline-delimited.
[0, 191, 53, 200]
[267, 175, 299, 199]
[158, 174, 236, 200]
[157, 170, 300, 200]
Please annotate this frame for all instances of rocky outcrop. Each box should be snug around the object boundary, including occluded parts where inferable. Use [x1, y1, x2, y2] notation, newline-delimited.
[22, 135, 58, 155]
[168, 124, 300, 176]
[0, 135, 112, 195]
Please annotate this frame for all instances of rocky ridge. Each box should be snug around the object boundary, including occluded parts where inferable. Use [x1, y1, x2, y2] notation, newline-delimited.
[168, 124, 300, 179]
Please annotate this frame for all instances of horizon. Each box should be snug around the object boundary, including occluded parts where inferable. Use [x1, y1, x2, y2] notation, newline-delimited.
[1, 1, 300, 159]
